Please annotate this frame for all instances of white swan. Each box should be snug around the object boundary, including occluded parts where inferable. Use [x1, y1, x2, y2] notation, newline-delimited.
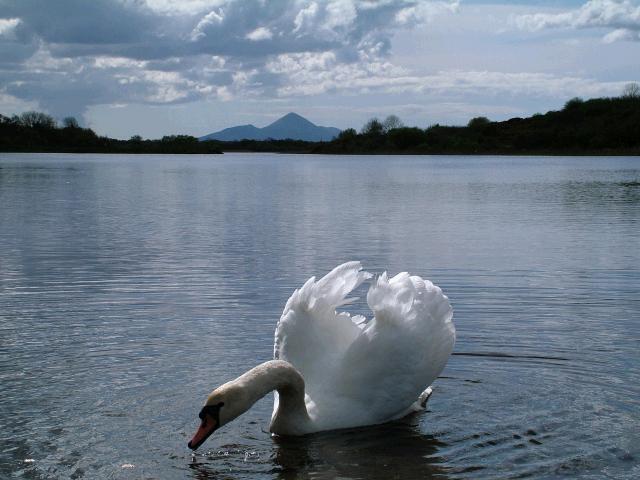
[188, 261, 455, 449]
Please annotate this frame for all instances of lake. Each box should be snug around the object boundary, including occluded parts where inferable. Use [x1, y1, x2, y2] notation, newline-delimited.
[1, 153, 639, 479]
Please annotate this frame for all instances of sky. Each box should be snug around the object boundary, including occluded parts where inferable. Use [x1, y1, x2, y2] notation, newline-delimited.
[1, 0, 639, 139]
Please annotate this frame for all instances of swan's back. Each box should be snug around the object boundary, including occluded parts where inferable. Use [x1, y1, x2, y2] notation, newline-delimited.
[274, 262, 455, 431]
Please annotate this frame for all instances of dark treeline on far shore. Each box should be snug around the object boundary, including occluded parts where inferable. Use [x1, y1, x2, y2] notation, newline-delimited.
[214, 138, 317, 153]
[0, 112, 222, 154]
[316, 88, 640, 155]
[2, 86, 639, 155]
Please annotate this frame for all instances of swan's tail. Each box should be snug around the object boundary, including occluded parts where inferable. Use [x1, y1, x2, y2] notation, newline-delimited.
[418, 386, 433, 408]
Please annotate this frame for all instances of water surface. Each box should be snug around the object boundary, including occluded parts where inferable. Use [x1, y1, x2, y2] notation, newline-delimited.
[1, 153, 639, 479]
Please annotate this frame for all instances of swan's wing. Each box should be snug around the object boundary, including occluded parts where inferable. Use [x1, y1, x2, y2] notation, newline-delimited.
[274, 261, 371, 402]
[336, 271, 455, 422]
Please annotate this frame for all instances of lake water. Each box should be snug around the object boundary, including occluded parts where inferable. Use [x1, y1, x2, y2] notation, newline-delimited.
[0, 153, 639, 479]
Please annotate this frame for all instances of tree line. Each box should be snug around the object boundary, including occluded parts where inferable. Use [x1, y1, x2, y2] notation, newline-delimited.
[0, 112, 222, 154]
[315, 84, 640, 155]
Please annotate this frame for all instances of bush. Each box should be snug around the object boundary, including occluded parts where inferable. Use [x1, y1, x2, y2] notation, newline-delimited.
[382, 115, 403, 132]
[467, 116, 490, 129]
[337, 128, 357, 142]
[564, 97, 584, 110]
[63, 117, 79, 129]
[361, 118, 384, 136]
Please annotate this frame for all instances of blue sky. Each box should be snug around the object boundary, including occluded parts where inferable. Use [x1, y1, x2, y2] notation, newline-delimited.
[1, 0, 639, 138]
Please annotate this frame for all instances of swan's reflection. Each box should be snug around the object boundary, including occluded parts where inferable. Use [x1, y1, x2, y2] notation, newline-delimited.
[273, 415, 449, 480]
[188, 414, 450, 479]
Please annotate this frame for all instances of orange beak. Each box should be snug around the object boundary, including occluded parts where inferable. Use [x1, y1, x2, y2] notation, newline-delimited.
[188, 414, 218, 450]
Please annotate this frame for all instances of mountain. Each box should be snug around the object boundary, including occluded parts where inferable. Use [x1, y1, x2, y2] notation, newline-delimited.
[200, 113, 341, 142]
[202, 124, 263, 141]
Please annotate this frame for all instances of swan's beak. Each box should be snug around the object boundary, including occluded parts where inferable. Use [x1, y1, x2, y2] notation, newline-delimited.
[187, 414, 218, 450]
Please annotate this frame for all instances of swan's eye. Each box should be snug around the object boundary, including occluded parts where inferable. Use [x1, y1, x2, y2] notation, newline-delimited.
[198, 402, 224, 421]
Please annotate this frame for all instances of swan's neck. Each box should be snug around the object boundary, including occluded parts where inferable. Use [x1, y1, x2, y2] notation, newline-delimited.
[235, 360, 311, 435]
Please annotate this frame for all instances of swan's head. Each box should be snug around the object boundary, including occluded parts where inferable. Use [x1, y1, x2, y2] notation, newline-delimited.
[188, 382, 249, 450]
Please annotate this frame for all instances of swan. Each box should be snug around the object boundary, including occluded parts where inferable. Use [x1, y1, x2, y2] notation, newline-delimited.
[188, 261, 455, 449]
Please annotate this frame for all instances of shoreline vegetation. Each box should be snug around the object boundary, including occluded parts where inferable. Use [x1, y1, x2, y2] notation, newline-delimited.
[0, 113, 223, 154]
[317, 94, 640, 156]
[1, 93, 639, 155]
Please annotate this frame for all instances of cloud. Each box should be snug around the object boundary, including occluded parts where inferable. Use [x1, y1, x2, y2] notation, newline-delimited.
[246, 27, 273, 41]
[1, 0, 158, 45]
[603, 28, 640, 42]
[7, 0, 622, 128]
[515, 0, 640, 42]
[395, 0, 460, 26]
[0, 17, 21, 37]
[0, 91, 37, 115]
[325, 0, 358, 30]
[0, 0, 465, 120]
[145, 0, 226, 15]
[265, 54, 628, 99]
[191, 9, 225, 41]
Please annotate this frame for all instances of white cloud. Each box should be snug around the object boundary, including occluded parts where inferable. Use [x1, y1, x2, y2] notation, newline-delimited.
[23, 48, 76, 73]
[0, 92, 38, 115]
[293, 2, 319, 33]
[142, 71, 192, 103]
[145, 0, 226, 14]
[325, 0, 357, 30]
[603, 27, 640, 42]
[0, 17, 21, 37]
[266, 52, 628, 100]
[93, 56, 147, 69]
[515, 0, 640, 42]
[246, 26, 273, 41]
[191, 9, 225, 40]
[395, 0, 460, 26]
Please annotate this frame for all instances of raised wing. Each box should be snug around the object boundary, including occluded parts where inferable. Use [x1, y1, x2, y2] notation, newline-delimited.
[337, 271, 455, 422]
[274, 261, 372, 403]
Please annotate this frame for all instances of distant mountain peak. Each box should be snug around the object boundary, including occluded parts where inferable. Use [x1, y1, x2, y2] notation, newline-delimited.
[199, 113, 340, 142]
[267, 112, 316, 129]
[280, 112, 308, 122]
